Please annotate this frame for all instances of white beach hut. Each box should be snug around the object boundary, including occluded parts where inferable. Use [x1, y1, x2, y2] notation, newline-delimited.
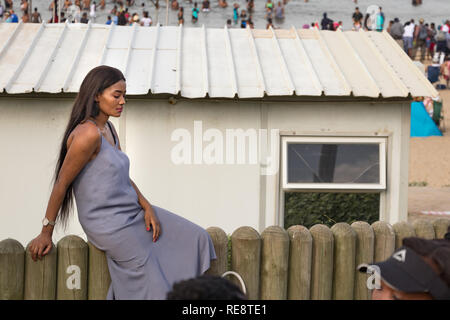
[0, 21, 438, 246]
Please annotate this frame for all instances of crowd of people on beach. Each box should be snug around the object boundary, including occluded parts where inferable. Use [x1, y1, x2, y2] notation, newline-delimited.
[0, 0, 448, 59]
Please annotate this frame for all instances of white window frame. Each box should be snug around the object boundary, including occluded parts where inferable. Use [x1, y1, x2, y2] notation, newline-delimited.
[281, 136, 387, 191]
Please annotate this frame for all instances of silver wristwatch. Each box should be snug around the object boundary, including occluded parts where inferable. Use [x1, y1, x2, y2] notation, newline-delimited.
[42, 217, 56, 227]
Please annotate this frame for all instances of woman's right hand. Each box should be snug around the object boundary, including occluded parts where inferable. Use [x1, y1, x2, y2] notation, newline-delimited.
[28, 232, 53, 262]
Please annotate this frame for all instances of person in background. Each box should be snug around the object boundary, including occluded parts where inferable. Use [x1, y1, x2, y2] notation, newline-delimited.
[8, 9, 18, 23]
[192, 2, 199, 23]
[427, 23, 437, 61]
[219, 0, 228, 9]
[60, 11, 67, 23]
[441, 56, 450, 88]
[414, 18, 428, 62]
[31, 7, 42, 23]
[436, 25, 448, 57]
[274, 1, 284, 21]
[232, 3, 239, 25]
[240, 17, 246, 28]
[427, 56, 441, 85]
[265, 6, 272, 25]
[247, 14, 253, 28]
[201, 0, 210, 12]
[177, 7, 184, 25]
[100, 0, 105, 10]
[80, 11, 89, 23]
[265, 0, 274, 11]
[226, 18, 231, 28]
[166, 275, 247, 300]
[64, 0, 72, 10]
[358, 236, 450, 300]
[247, 0, 253, 13]
[320, 12, 332, 30]
[375, 7, 384, 32]
[112, 11, 119, 24]
[5, 0, 12, 10]
[403, 21, 415, 58]
[390, 18, 404, 49]
[171, 0, 179, 10]
[352, 7, 362, 26]
[106, 15, 112, 25]
[239, 8, 247, 21]
[386, 20, 394, 34]
[266, 17, 273, 29]
[0, 3, 4, 19]
[89, 1, 96, 23]
[140, 10, 152, 26]
[21, 9, 29, 23]
[117, 10, 126, 25]
[132, 12, 139, 25]
[20, 0, 28, 15]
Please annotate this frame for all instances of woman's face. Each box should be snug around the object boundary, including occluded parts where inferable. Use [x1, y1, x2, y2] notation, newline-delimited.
[96, 80, 126, 118]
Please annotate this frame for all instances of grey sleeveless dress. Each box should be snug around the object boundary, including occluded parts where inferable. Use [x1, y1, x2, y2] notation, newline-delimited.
[72, 119, 216, 300]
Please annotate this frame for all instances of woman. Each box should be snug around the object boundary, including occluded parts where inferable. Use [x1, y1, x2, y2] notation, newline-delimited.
[28, 66, 216, 300]
[177, 7, 184, 25]
[192, 2, 199, 23]
[274, 1, 284, 20]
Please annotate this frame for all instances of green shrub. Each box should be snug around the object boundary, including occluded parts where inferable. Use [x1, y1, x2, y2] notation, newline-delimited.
[284, 192, 380, 229]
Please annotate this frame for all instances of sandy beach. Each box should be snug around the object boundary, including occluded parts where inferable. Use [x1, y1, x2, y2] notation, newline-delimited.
[408, 82, 450, 220]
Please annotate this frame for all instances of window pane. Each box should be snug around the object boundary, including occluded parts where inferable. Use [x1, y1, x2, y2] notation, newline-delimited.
[284, 192, 380, 229]
[287, 143, 380, 184]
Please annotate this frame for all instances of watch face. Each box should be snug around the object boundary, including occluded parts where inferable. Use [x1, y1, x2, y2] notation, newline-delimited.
[42, 217, 48, 226]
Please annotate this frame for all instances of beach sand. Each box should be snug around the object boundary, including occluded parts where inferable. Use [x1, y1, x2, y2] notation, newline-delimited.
[408, 84, 450, 222]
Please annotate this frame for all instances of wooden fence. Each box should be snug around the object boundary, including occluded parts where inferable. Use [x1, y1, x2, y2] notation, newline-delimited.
[1, 218, 449, 300]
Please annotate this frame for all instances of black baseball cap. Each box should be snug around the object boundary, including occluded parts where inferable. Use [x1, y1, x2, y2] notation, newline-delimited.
[358, 246, 450, 300]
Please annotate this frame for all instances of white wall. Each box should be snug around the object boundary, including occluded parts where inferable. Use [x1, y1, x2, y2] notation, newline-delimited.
[0, 96, 409, 247]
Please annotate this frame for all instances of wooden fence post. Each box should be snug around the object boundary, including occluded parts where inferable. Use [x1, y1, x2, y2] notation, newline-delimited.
[371, 221, 395, 262]
[56, 235, 88, 300]
[287, 225, 312, 300]
[432, 218, 450, 239]
[87, 242, 111, 300]
[393, 222, 416, 249]
[205, 227, 228, 277]
[230, 226, 261, 300]
[412, 219, 435, 239]
[331, 223, 356, 300]
[0, 239, 25, 300]
[260, 226, 289, 300]
[24, 241, 57, 300]
[309, 224, 333, 300]
[351, 221, 374, 300]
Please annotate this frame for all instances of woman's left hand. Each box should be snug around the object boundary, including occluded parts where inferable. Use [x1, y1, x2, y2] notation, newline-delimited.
[144, 207, 161, 242]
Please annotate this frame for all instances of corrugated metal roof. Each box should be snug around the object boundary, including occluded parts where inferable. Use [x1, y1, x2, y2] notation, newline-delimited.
[0, 21, 438, 98]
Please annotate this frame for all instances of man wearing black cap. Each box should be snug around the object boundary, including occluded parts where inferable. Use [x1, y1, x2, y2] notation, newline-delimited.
[358, 233, 450, 300]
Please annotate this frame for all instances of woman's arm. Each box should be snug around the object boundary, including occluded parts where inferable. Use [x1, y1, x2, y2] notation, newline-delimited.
[29, 124, 100, 261]
[130, 178, 151, 211]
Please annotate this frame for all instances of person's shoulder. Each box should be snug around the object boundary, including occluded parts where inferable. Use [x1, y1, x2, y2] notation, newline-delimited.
[74, 121, 101, 142]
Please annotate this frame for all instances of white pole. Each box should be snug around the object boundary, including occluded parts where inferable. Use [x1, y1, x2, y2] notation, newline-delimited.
[165, 0, 169, 25]
[58, 0, 61, 23]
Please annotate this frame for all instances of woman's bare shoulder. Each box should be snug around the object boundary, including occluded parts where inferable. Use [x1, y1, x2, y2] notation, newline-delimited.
[67, 121, 100, 150]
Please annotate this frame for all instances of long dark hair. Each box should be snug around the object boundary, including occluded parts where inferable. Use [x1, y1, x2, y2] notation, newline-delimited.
[52, 65, 126, 231]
